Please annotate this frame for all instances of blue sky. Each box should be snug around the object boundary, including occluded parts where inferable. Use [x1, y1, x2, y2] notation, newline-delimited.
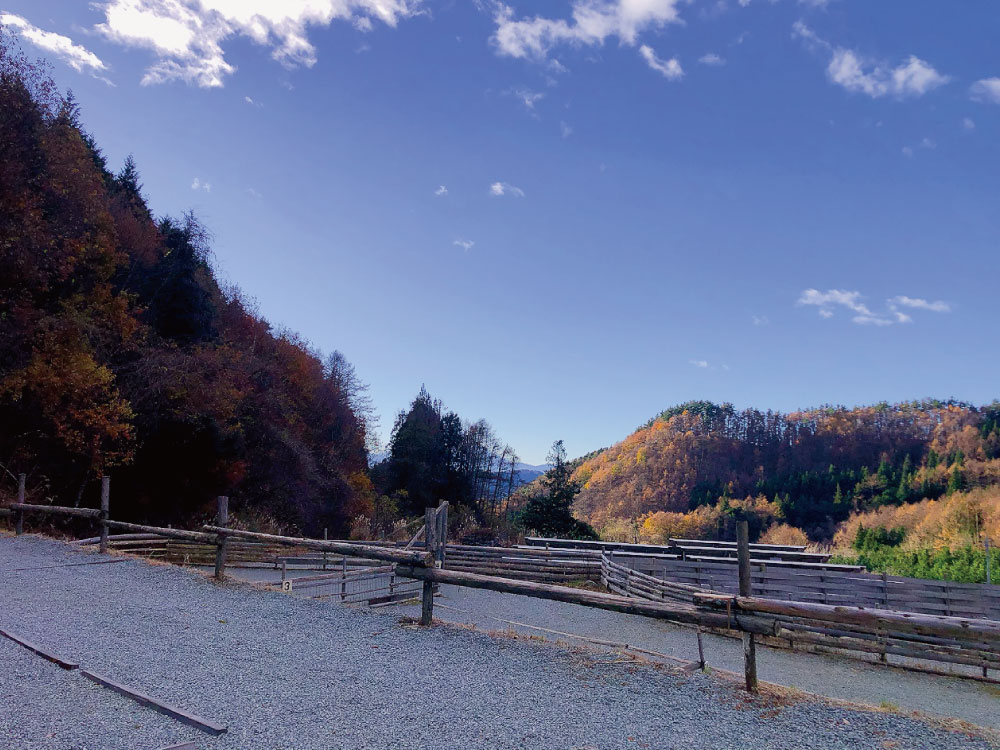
[3, 1, 999, 464]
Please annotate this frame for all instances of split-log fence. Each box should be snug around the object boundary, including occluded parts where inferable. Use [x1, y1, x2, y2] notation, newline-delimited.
[6, 484, 1000, 690]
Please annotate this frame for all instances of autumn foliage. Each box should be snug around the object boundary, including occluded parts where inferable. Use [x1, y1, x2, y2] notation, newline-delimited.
[570, 400, 1000, 543]
[0, 38, 370, 534]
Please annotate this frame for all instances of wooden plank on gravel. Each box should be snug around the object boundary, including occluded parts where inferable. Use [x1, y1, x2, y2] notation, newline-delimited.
[0, 629, 79, 669]
[80, 670, 227, 736]
[8, 559, 126, 572]
[153, 743, 197, 750]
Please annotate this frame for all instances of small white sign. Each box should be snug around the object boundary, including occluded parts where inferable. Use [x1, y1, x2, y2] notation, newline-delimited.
[281, 579, 293, 593]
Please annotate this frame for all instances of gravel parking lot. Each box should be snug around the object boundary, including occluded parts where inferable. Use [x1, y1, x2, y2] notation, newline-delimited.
[0, 535, 996, 750]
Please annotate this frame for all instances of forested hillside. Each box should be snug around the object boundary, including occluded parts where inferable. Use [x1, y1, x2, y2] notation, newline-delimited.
[571, 400, 1000, 543]
[0, 39, 372, 534]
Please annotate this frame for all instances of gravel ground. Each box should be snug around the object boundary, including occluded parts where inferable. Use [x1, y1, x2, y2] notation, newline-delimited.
[0, 535, 996, 750]
[395, 584, 1000, 731]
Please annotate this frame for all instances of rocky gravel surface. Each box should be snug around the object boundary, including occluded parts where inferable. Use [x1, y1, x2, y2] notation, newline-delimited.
[0, 535, 995, 750]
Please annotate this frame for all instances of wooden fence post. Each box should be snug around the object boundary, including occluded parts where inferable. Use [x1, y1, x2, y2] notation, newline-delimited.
[213, 496, 229, 579]
[323, 528, 328, 571]
[99, 476, 110, 554]
[986, 538, 992, 586]
[737, 520, 758, 693]
[436, 501, 448, 568]
[14, 473, 25, 535]
[420, 506, 437, 625]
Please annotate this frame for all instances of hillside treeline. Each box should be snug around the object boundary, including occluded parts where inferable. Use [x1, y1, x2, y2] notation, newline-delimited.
[574, 400, 1000, 542]
[0, 39, 371, 533]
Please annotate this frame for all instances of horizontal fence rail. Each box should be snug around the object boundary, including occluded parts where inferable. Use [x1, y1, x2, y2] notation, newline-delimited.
[606, 552, 1000, 621]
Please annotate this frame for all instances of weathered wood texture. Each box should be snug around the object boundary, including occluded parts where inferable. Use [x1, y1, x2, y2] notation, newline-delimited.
[201, 526, 433, 566]
[11, 503, 101, 519]
[607, 551, 1000, 620]
[737, 521, 758, 693]
[80, 670, 227, 736]
[0, 628, 80, 670]
[99, 476, 110, 554]
[213, 496, 228, 579]
[279, 565, 421, 605]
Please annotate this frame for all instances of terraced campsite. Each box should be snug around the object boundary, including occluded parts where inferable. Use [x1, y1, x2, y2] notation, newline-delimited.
[3, 519, 999, 749]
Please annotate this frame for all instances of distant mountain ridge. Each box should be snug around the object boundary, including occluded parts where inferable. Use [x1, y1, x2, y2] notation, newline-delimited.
[515, 462, 551, 485]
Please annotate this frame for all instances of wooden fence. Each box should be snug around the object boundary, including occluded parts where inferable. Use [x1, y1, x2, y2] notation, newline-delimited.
[276, 564, 421, 606]
[606, 551, 1000, 621]
[8, 483, 1000, 687]
[5, 479, 439, 621]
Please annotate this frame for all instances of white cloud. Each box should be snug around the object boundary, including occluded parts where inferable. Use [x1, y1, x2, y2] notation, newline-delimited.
[453, 238, 474, 251]
[510, 87, 544, 110]
[491, 0, 684, 60]
[1, 13, 108, 76]
[489, 181, 525, 197]
[919, 137, 935, 149]
[799, 289, 950, 326]
[698, 52, 725, 66]
[93, 0, 421, 88]
[244, 95, 263, 107]
[639, 45, 682, 80]
[794, 22, 948, 100]
[434, 185, 448, 196]
[963, 117, 976, 131]
[689, 359, 729, 371]
[751, 315, 769, 326]
[901, 146, 913, 158]
[191, 177, 211, 192]
[970, 78, 1000, 104]
[852, 315, 893, 327]
[560, 121, 573, 138]
[246, 187, 261, 198]
[798, 288, 873, 316]
[889, 296, 950, 313]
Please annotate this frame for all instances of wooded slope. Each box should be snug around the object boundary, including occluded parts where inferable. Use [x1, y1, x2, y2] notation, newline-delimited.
[0, 40, 370, 533]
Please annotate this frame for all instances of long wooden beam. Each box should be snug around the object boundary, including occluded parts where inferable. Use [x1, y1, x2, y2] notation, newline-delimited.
[0, 628, 80, 669]
[394, 564, 776, 633]
[80, 670, 227, 736]
[696, 592, 1000, 643]
[202, 526, 433, 567]
[106, 520, 216, 543]
[11, 503, 101, 519]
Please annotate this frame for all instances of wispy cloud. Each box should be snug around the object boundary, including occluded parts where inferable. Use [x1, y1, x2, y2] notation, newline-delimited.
[639, 45, 683, 80]
[798, 289, 950, 326]
[489, 181, 525, 197]
[1, 13, 110, 80]
[690, 359, 730, 371]
[560, 121, 573, 138]
[491, 0, 685, 61]
[889, 296, 950, 313]
[191, 177, 211, 192]
[246, 187, 261, 199]
[793, 22, 949, 99]
[963, 117, 976, 131]
[453, 238, 474, 251]
[509, 87, 544, 111]
[434, 185, 448, 196]
[244, 95, 263, 107]
[92, 0, 421, 88]
[698, 52, 725, 66]
[752, 315, 769, 326]
[970, 78, 1000, 104]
